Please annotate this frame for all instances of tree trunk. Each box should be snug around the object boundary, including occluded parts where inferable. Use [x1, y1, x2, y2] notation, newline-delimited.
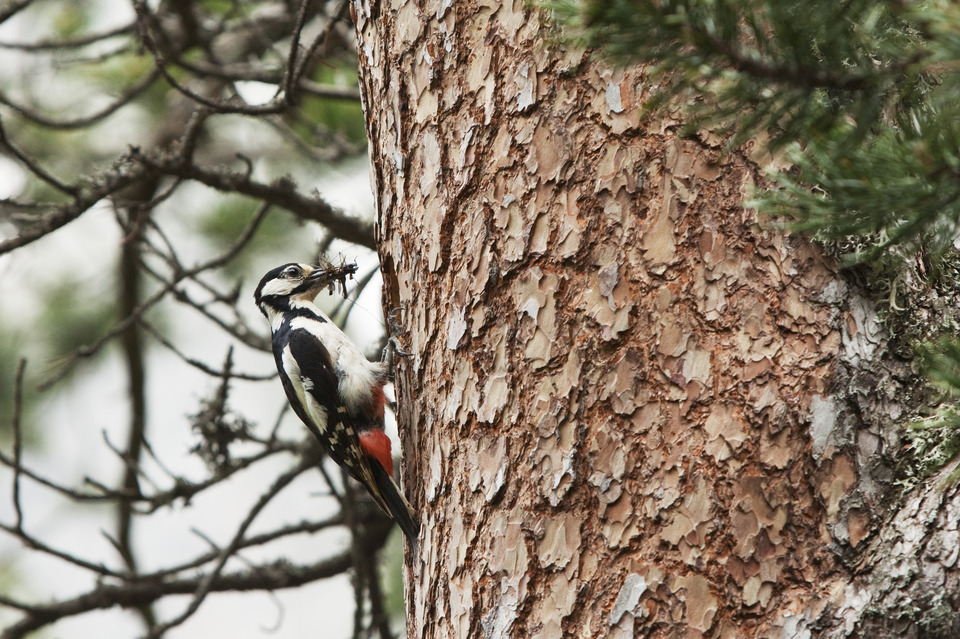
[353, 3, 960, 637]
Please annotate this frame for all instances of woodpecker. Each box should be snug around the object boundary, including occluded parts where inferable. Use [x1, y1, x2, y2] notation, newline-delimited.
[254, 261, 418, 546]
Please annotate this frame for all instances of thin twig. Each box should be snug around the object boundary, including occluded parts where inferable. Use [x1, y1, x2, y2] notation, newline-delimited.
[38, 200, 274, 388]
[0, 69, 160, 130]
[342, 467, 366, 639]
[281, 0, 315, 100]
[0, 521, 121, 578]
[146, 510, 348, 580]
[1, 551, 358, 639]
[298, 79, 362, 101]
[0, 0, 33, 25]
[141, 457, 314, 638]
[0, 22, 134, 50]
[140, 320, 275, 381]
[132, 0, 292, 116]
[335, 263, 381, 326]
[0, 117, 77, 195]
[0, 449, 110, 501]
[11, 358, 26, 530]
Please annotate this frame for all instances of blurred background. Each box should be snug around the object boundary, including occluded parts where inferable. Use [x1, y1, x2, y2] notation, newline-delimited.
[0, 1, 405, 637]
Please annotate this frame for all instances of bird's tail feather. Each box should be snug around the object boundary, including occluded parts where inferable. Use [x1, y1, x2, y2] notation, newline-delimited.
[370, 461, 419, 550]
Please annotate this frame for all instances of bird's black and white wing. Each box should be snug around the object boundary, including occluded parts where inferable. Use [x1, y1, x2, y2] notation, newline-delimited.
[273, 325, 389, 512]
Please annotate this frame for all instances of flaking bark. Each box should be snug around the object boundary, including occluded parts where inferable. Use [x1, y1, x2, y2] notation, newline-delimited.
[354, 2, 959, 637]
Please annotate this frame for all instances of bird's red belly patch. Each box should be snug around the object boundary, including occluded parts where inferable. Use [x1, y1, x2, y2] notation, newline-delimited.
[367, 385, 386, 420]
[359, 430, 393, 475]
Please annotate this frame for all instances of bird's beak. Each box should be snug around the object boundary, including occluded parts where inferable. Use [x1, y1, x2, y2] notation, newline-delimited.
[305, 267, 337, 287]
[304, 262, 358, 294]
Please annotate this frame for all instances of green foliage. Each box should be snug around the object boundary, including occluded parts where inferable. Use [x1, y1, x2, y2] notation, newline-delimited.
[38, 277, 116, 365]
[0, 278, 113, 445]
[907, 338, 960, 478]
[380, 527, 408, 617]
[552, 0, 960, 477]
[908, 336, 960, 481]
[551, 0, 960, 259]
[198, 0, 254, 19]
[551, 0, 934, 145]
[757, 84, 960, 261]
[195, 197, 314, 266]
[300, 64, 367, 147]
[52, 0, 93, 38]
[0, 338, 23, 439]
[82, 50, 175, 123]
[906, 411, 960, 480]
[197, 196, 271, 245]
[872, 249, 960, 361]
[0, 337, 42, 449]
[923, 336, 960, 391]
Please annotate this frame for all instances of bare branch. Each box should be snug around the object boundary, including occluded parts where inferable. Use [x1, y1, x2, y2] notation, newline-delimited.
[0, 158, 147, 255]
[141, 320, 275, 380]
[133, 150, 376, 249]
[132, 0, 292, 116]
[281, 0, 316, 100]
[0, 69, 161, 130]
[0, 22, 135, 50]
[0, 1, 393, 636]
[0, 521, 123, 578]
[299, 79, 362, 101]
[0, 0, 32, 24]
[11, 358, 26, 530]
[115, 209, 155, 628]
[0, 449, 107, 502]
[38, 198, 273, 387]
[142, 457, 313, 637]
[0, 117, 78, 195]
[1, 553, 357, 639]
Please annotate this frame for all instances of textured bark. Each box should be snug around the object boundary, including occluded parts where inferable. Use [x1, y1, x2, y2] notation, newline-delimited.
[820, 460, 960, 639]
[353, 2, 959, 638]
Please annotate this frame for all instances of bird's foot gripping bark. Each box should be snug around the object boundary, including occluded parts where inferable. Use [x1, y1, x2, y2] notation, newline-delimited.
[381, 308, 411, 363]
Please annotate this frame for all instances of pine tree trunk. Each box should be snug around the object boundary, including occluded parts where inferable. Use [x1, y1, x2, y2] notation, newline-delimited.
[354, 3, 960, 637]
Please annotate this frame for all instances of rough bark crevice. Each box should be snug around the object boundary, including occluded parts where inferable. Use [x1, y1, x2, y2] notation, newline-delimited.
[353, 2, 960, 637]
[820, 460, 960, 639]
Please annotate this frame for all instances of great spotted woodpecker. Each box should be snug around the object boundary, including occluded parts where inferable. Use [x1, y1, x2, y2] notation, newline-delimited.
[254, 261, 418, 546]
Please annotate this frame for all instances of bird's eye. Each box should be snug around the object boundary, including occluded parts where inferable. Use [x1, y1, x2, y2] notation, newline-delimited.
[283, 266, 301, 279]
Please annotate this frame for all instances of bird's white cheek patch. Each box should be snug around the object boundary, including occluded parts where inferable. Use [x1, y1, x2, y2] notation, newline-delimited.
[260, 279, 296, 298]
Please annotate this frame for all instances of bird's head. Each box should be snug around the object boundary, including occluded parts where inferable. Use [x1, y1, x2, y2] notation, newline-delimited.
[254, 261, 357, 318]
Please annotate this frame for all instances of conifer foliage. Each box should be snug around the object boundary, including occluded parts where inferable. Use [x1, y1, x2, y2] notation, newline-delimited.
[554, 0, 960, 472]
[555, 0, 960, 253]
